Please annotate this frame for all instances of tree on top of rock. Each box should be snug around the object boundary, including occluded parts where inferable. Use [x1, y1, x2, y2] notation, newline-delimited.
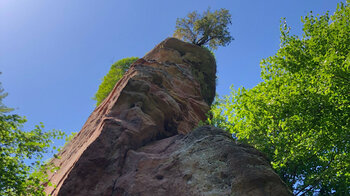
[173, 8, 234, 50]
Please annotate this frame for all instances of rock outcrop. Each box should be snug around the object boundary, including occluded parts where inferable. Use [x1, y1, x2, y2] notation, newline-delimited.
[45, 38, 291, 196]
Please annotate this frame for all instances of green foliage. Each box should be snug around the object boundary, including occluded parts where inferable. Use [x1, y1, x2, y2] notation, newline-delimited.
[0, 82, 65, 195]
[65, 131, 77, 143]
[174, 8, 234, 50]
[211, 2, 350, 195]
[0, 73, 13, 113]
[93, 57, 139, 106]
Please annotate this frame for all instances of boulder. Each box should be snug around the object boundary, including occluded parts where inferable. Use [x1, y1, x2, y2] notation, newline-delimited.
[45, 38, 291, 196]
[111, 126, 292, 196]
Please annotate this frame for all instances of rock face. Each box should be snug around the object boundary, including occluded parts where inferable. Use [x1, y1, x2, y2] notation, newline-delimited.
[45, 38, 291, 196]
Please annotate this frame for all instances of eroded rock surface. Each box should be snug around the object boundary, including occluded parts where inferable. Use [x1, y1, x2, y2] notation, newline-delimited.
[45, 38, 291, 196]
[113, 126, 292, 196]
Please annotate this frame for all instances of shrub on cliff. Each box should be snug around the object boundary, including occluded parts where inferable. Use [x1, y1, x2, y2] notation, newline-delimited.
[174, 8, 234, 50]
[210, 2, 350, 195]
[93, 57, 138, 106]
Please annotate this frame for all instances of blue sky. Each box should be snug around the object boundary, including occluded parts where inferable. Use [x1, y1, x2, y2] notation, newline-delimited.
[0, 0, 344, 149]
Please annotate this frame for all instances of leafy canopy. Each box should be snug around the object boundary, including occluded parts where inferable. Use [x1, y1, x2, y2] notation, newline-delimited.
[93, 57, 138, 106]
[0, 80, 65, 195]
[210, 2, 350, 195]
[0, 80, 13, 113]
[174, 8, 234, 50]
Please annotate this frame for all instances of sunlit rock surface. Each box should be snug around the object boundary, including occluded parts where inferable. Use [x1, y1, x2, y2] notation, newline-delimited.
[45, 38, 291, 196]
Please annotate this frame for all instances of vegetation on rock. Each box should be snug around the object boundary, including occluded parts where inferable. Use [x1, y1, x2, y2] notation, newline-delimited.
[173, 8, 234, 50]
[93, 57, 138, 106]
[3, 2, 349, 195]
[209, 2, 350, 195]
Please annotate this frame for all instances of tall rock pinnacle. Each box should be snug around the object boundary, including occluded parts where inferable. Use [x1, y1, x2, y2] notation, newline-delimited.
[45, 38, 291, 196]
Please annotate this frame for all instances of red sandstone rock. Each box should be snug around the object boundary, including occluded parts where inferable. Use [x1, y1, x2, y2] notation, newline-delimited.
[45, 38, 292, 196]
[113, 126, 292, 196]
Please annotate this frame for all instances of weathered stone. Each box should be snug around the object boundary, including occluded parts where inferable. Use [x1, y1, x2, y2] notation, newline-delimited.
[110, 126, 292, 196]
[45, 38, 292, 196]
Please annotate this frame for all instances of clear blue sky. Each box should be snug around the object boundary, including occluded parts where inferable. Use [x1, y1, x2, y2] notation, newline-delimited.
[0, 0, 344, 149]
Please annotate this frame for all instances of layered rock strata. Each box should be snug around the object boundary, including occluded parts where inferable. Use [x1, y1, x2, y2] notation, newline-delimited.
[45, 38, 291, 196]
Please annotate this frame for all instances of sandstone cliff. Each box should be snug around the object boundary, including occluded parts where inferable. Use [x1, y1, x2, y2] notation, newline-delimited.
[45, 38, 291, 196]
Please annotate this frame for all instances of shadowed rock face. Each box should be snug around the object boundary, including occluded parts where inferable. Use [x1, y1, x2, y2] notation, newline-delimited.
[45, 38, 292, 196]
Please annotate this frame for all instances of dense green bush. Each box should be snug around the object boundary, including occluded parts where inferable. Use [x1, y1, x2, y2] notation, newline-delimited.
[93, 57, 138, 106]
